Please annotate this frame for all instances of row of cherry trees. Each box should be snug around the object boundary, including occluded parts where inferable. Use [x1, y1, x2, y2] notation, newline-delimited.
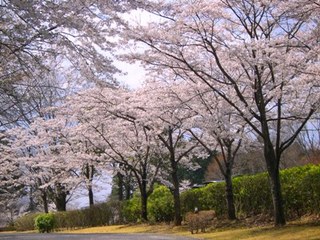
[1, 77, 250, 226]
[120, 0, 320, 226]
[0, 0, 319, 228]
[0, 0, 137, 223]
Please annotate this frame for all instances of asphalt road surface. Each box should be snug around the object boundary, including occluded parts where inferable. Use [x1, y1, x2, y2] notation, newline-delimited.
[0, 233, 199, 240]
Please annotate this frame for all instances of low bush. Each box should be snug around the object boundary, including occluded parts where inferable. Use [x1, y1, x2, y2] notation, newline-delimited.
[148, 185, 174, 223]
[122, 194, 141, 223]
[54, 202, 114, 229]
[181, 182, 226, 217]
[233, 173, 272, 217]
[14, 212, 42, 231]
[34, 213, 55, 233]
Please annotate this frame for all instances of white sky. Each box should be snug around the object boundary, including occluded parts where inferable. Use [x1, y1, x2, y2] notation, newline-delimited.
[114, 9, 160, 89]
[115, 60, 146, 89]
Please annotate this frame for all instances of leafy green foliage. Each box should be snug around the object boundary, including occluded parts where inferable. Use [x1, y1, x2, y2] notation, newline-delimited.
[181, 164, 320, 219]
[34, 213, 55, 233]
[181, 182, 226, 217]
[233, 173, 272, 217]
[122, 194, 141, 223]
[148, 185, 174, 222]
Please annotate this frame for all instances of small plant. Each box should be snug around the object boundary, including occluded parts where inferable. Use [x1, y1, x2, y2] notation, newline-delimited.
[34, 213, 55, 233]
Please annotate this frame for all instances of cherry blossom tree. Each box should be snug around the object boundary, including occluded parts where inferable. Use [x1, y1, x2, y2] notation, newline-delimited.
[123, 0, 320, 226]
[0, 131, 27, 223]
[0, 0, 136, 212]
[178, 81, 246, 220]
[136, 80, 202, 226]
[67, 87, 163, 221]
[0, 0, 134, 128]
[8, 114, 82, 212]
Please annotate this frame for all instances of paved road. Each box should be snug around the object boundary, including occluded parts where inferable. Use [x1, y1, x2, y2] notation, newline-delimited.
[0, 233, 199, 240]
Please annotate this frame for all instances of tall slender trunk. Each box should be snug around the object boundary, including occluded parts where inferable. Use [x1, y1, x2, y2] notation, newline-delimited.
[88, 164, 94, 206]
[171, 163, 182, 226]
[117, 172, 124, 201]
[84, 164, 95, 206]
[125, 182, 131, 200]
[264, 141, 286, 226]
[42, 191, 48, 213]
[88, 185, 94, 207]
[28, 187, 36, 212]
[140, 178, 148, 222]
[225, 172, 236, 220]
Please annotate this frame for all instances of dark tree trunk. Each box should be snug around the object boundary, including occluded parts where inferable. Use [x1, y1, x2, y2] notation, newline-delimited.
[117, 172, 124, 201]
[42, 191, 49, 213]
[125, 182, 131, 200]
[88, 185, 94, 207]
[54, 185, 67, 211]
[264, 141, 286, 226]
[214, 139, 239, 221]
[140, 184, 148, 222]
[55, 194, 67, 211]
[225, 172, 236, 220]
[84, 164, 95, 206]
[88, 164, 95, 206]
[171, 163, 182, 226]
[139, 170, 148, 222]
[28, 187, 36, 212]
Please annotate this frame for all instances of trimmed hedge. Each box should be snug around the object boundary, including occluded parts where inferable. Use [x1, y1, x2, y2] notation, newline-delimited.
[13, 202, 118, 231]
[14, 213, 42, 231]
[181, 164, 320, 219]
[13, 164, 320, 229]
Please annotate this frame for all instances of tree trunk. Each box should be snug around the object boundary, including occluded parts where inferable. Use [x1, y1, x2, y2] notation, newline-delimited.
[54, 185, 67, 211]
[140, 179, 148, 222]
[88, 184, 94, 207]
[172, 167, 182, 226]
[125, 182, 131, 200]
[225, 172, 236, 220]
[84, 164, 95, 206]
[28, 187, 36, 212]
[264, 142, 286, 226]
[117, 172, 124, 201]
[42, 191, 49, 213]
[269, 168, 286, 226]
[55, 194, 67, 211]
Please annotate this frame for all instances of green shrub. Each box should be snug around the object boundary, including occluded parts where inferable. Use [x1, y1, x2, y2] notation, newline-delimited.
[233, 173, 272, 217]
[34, 213, 55, 233]
[181, 188, 203, 215]
[122, 194, 141, 223]
[180, 164, 320, 220]
[181, 182, 226, 218]
[201, 182, 227, 216]
[281, 164, 320, 218]
[148, 185, 174, 222]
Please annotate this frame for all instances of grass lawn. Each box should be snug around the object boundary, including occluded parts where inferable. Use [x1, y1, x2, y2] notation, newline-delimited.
[63, 220, 320, 240]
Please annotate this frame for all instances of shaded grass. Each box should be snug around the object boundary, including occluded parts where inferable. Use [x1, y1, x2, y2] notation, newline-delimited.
[62, 221, 320, 240]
